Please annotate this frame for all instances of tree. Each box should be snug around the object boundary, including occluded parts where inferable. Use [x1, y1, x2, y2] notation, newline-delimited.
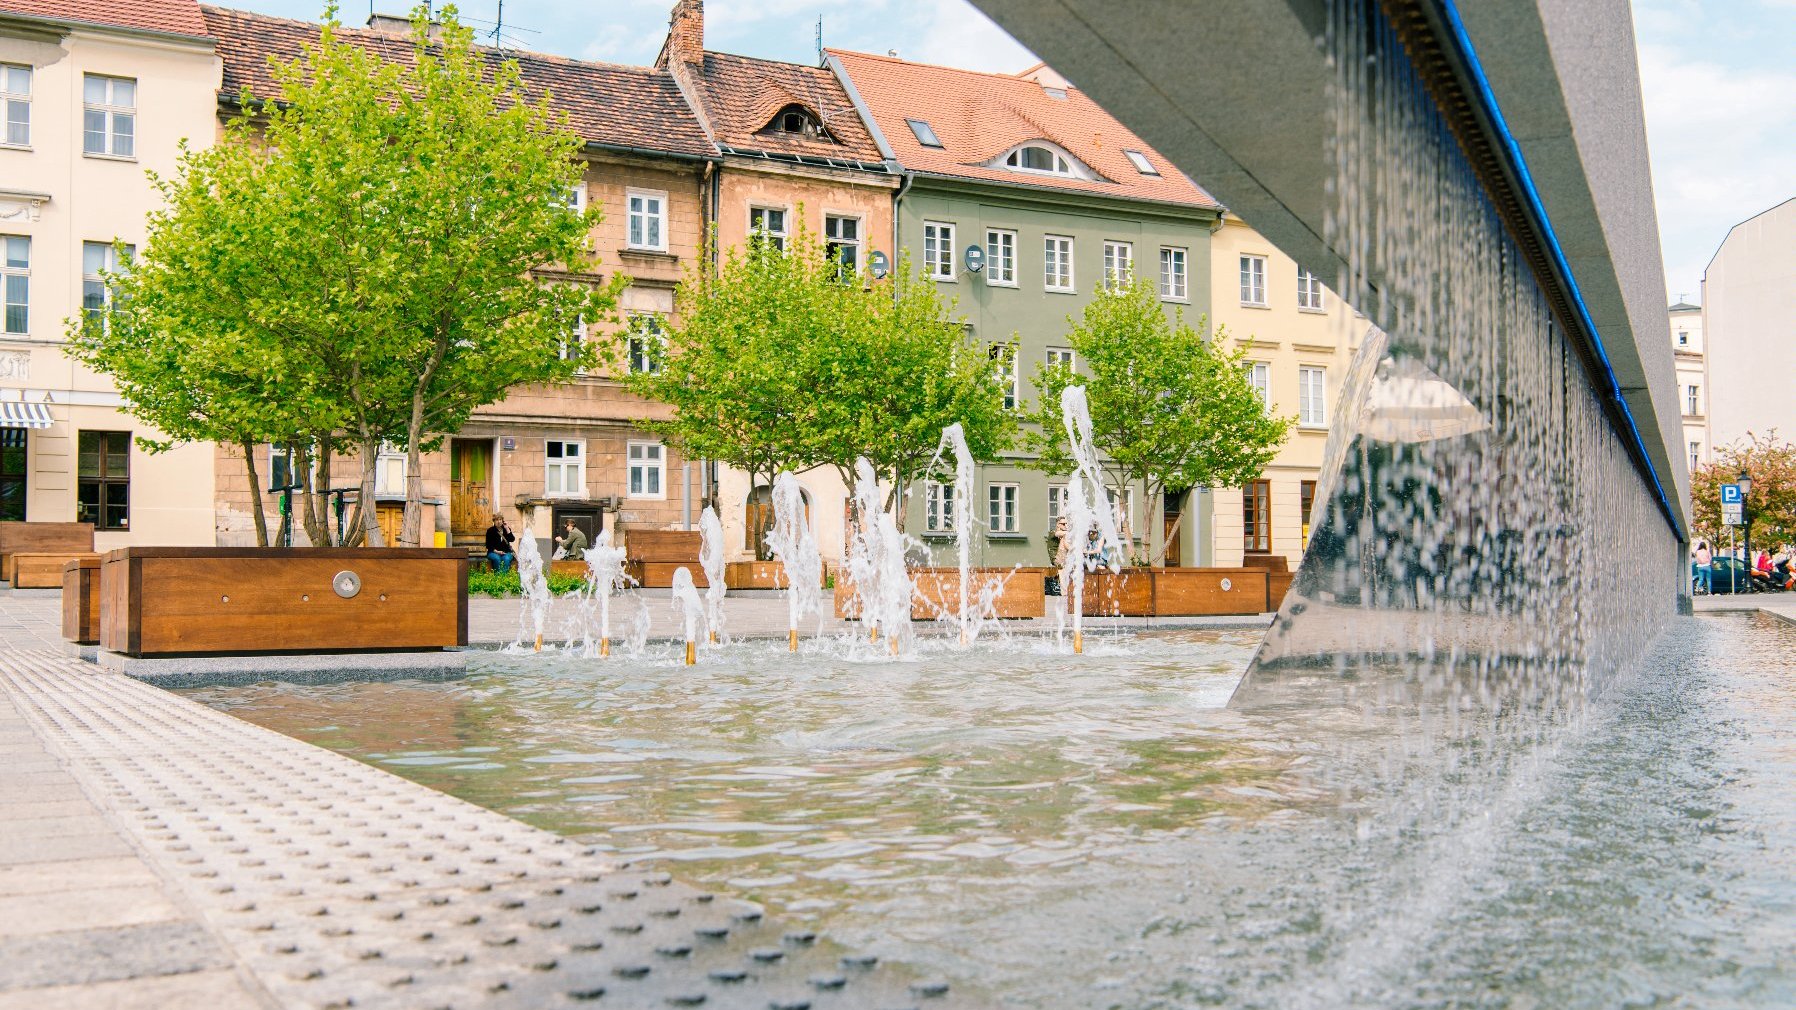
[73, 4, 617, 548]
[1019, 280, 1290, 562]
[1690, 431, 1796, 550]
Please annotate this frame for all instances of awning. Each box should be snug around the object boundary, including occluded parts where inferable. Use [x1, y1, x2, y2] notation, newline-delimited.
[0, 401, 53, 429]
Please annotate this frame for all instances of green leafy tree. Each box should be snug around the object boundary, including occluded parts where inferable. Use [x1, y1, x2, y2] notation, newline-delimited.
[73, 4, 617, 547]
[1690, 431, 1796, 551]
[1020, 280, 1290, 562]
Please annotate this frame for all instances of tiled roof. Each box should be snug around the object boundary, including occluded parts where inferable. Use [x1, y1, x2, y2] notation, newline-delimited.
[687, 51, 885, 165]
[200, 6, 716, 160]
[828, 49, 1218, 209]
[0, 0, 207, 38]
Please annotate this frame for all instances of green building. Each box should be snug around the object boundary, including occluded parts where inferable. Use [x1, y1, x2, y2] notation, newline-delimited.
[830, 52, 1222, 568]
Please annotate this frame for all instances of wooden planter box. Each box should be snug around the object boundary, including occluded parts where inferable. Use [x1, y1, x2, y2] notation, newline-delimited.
[834, 567, 1047, 620]
[14, 551, 99, 589]
[62, 557, 101, 644]
[625, 529, 701, 563]
[723, 560, 830, 590]
[547, 559, 589, 580]
[100, 547, 468, 657]
[0, 520, 95, 584]
[1268, 571, 1295, 610]
[626, 561, 709, 589]
[1076, 567, 1271, 617]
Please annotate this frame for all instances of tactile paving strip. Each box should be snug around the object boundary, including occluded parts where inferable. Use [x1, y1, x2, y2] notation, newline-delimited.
[0, 651, 971, 1010]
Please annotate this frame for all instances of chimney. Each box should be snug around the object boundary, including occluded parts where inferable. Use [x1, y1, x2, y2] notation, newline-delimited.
[367, 11, 443, 41]
[658, 0, 703, 69]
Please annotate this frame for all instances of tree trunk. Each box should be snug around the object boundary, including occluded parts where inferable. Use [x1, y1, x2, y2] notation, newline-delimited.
[241, 438, 269, 548]
[273, 439, 299, 548]
[400, 394, 427, 547]
[357, 434, 384, 547]
[314, 438, 335, 546]
[300, 441, 326, 547]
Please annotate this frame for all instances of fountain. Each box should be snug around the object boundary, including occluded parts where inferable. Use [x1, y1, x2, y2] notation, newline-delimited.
[764, 472, 822, 651]
[843, 457, 916, 656]
[698, 506, 727, 645]
[932, 424, 978, 644]
[1055, 386, 1129, 653]
[572, 529, 629, 658]
[669, 566, 705, 665]
[512, 522, 550, 652]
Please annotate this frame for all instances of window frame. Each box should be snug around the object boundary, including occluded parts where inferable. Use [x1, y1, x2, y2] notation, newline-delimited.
[989, 342, 1018, 412]
[375, 441, 408, 496]
[627, 312, 666, 375]
[625, 188, 668, 252]
[1243, 479, 1271, 555]
[0, 427, 25, 522]
[1, 234, 27, 335]
[1158, 246, 1188, 301]
[1046, 347, 1075, 373]
[1044, 234, 1074, 293]
[1239, 254, 1267, 307]
[748, 205, 788, 252]
[924, 480, 957, 533]
[923, 220, 956, 281]
[1685, 384, 1700, 416]
[545, 438, 586, 498]
[985, 228, 1017, 287]
[1296, 267, 1325, 312]
[1300, 479, 1317, 549]
[1123, 149, 1158, 175]
[81, 73, 136, 159]
[1102, 240, 1134, 290]
[81, 240, 133, 333]
[1, 63, 30, 149]
[987, 482, 1020, 535]
[1245, 361, 1270, 409]
[906, 117, 942, 148]
[824, 212, 862, 278]
[1046, 483, 1067, 531]
[626, 440, 665, 500]
[1689, 441, 1701, 471]
[77, 429, 130, 531]
[1298, 365, 1328, 427]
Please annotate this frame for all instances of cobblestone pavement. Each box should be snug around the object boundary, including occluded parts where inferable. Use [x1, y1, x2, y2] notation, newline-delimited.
[0, 601, 973, 1008]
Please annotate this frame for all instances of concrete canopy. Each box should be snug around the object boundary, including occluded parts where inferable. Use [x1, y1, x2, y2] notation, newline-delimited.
[966, 0, 1688, 536]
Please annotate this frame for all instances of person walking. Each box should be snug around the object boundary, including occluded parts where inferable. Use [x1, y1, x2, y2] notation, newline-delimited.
[1693, 539, 1712, 595]
[485, 513, 517, 573]
[554, 518, 588, 562]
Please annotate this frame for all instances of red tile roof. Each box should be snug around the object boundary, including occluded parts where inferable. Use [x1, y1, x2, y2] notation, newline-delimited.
[200, 5, 716, 160]
[686, 51, 885, 166]
[828, 49, 1217, 209]
[0, 0, 207, 38]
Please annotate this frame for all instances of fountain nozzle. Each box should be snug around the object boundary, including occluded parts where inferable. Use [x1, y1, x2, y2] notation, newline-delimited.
[599, 637, 610, 657]
[684, 640, 696, 665]
[788, 629, 798, 652]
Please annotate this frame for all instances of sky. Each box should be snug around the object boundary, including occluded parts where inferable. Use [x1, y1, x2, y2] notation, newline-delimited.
[227, 0, 1790, 306]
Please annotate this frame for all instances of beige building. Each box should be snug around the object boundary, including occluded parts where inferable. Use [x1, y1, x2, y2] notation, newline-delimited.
[1703, 196, 1796, 455]
[1205, 212, 1360, 571]
[1669, 299, 1707, 472]
[0, 0, 221, 547]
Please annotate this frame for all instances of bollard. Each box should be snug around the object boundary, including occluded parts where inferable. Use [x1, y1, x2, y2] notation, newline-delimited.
[788, 629, 798, 653]
[534, 633, 543, 653]
[684, 640, 696, 666]
[599, 637, 610, 658]
[1073, 630, 1083, 655]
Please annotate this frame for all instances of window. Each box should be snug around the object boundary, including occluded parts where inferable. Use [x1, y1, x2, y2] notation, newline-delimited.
[77, 430, 129, 530]
[749, 206, 787, 251]
[1044, 235, 1074, 292]
[553, 181, 586, 215]
[987, 483, 1019, 534]
[923, 221, 955, 280]
[825, 214, 860, 277]
[1244, 361, 1270, 407]
[1, 235, 26, 334]
[1686, 384, 1700, 416]
[81, 241, 132, 332]
[1239, 254, 1266, 306]
[1102, 241, 1133, 289]
[268, 444, 297, 490]
[82, 74, 135, 158]
[1689, 441, 1701, 471]
[627, 441, 663, 498]
[1300, 479, 1316, 548]
[767, 104, 828, 140]
[1046, 484, 1066, 529]
[1, 428, 25, 521]
[1123, 149, 1157, 175]
[2, 64, 29, 147]
[906, 118, 942, 148]
[1003, 143, 1074, 176]
[559, 313, 586, 364]
[1243, 479, 1270, 554]
[1159, 246, 1187, 300]
[925, 481, 956, 533]
[1676, 330, 1689, 347]
[985, 229, 1016, 286]
[545, 440, 584, 497]
[1296, 268, 1325, 311]
[375, 442, 406, 496]
[1047, 347, 1075, 372]
[628, 313, 665, 374]
[989, 343, 1017, 411]
[627, 190, 666, 251]
[1299, 366, 1327, 426]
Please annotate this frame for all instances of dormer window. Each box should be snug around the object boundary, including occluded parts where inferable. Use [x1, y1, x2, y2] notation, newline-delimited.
[992, 141, 1094, 180]
[762, 104, 831, 142]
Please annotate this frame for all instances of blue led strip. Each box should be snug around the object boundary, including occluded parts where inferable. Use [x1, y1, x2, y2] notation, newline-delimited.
[1434, 0, 1683, 538]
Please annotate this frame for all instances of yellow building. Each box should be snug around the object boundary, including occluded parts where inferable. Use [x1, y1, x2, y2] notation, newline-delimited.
[0, 0, 221, 547]
[1205, 213, 1361, 570]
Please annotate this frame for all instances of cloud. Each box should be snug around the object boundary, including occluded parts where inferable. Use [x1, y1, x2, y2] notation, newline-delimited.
[903, 0, 1037, 73]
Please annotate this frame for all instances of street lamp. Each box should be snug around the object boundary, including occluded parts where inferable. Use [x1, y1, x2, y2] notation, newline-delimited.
[1739, 468, 1753, 590]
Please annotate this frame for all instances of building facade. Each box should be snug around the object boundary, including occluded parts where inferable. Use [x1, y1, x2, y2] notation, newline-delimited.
[1703, 197, 1796, 455]
[0, 0, 221, 546]
[830, 50, 1221, 569]
[1205, 213, 1361, 571]
[202, 7, 720, 554]
[1669, 299, 1707, 473]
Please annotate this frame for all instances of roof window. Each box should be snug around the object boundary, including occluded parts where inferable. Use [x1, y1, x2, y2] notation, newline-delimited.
[1124, 149, 1158, 175]
[999, 142, 1090, 179]
[906, 118, 942, 148]
[762, 104, 832, 142]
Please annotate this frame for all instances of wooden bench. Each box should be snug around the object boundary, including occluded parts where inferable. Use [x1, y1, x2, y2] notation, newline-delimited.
[62, 557, 101, 644]
[14, 551, 100, 589]
[0, 521, 95, 583]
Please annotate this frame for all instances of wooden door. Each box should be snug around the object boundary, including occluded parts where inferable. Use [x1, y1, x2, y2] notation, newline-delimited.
[375, 502, 405, 547]
[450, 440, 492, 538]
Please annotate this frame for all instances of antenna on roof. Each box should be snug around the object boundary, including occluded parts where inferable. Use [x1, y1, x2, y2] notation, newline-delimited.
[493, 0, 503, 48]
[815, 16, 823, 64]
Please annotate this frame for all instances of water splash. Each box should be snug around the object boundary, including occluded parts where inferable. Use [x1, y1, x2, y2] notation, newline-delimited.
[931, 424, 979, 644]
[569, 530, 630, 657]
[669, 566, 706, 665]
[513, 524, 550, 652]
[698, 506, 728, 646]
[843, 458, 918, 657]
[764, 472, 822, 650]
[1055, 386, 1129, 653]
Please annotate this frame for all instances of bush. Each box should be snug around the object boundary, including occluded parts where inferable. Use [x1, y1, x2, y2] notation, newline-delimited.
[467, 567, 589, 598]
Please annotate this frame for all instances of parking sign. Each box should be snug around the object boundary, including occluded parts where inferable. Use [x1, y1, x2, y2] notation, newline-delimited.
[1721, 483, 1743, 504]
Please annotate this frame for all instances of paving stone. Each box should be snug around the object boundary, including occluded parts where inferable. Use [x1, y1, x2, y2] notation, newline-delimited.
[0, 799, 90, 821]
[0, 857, 162, 897]
[5, 814, 115, 840]
[0, 921, 230, 989]
[0, 886, 182, 937]
[0, 968, 264, 1010]
[0, 832, 134, 866]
